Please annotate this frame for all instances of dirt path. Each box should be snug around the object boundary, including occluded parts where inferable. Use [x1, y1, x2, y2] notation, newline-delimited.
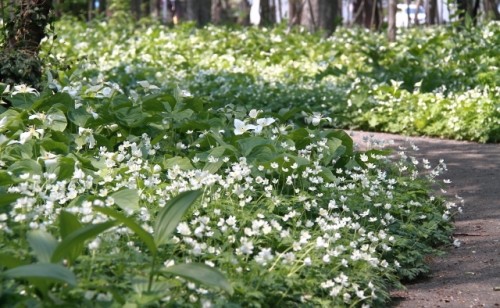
[351, 131, 500, 308]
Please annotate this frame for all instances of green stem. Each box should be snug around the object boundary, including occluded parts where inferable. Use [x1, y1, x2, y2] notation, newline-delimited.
[148, 252, 158, 292]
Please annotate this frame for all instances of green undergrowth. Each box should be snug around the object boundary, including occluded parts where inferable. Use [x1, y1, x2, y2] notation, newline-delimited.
[43, 18, 500, 142]
[0, 76, 461, 306]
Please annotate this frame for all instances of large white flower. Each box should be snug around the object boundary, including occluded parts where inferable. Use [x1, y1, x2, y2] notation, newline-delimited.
[234, 119, 256, 135]
[11, 84, 39, 96]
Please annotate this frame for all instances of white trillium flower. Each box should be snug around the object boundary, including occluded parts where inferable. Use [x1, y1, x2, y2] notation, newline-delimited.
[234, 119, 256, 135]
[18, 126, 44, 144]
[256, 117, 276, 127]
[249, 109, 261, 119]
[11, 84, 39, 96]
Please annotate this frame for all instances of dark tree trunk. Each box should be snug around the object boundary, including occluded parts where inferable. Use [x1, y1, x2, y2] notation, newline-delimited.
[186, 0, 211, 26]
[387, 0, 397, 41]
[300, 0, 337, 35]
[0, 0, 52, 88]
[211, 0, 231, 24]
[426, 0, 438, 24]
[260, 0, 275, 25]
[6, 0, 52, 52]
[288, 0, 302, 27]
[483, 0, 500, 20]
[237, 0, 250, 25]
[353, 0, 380, 29]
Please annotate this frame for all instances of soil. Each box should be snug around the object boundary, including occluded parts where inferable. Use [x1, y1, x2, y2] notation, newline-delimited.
[351, 131, 500, 308]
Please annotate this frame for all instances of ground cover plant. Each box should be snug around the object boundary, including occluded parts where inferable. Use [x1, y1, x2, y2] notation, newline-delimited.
[0, 18, 469, 306]
[0, 78, 461, 306]
[44, 18, 500, 142]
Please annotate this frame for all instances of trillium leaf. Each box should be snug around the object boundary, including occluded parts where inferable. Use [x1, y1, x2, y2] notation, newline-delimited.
[110, 189, 140, 212]
[163, 156, 194, 170]
[153, 190, 202, 247]
[58, 211, 84, 264]
[93, 206, 157, 255]
[27, 230, 58, 263]
[46, 107, 68, 132]
[162, 263, 233, 296]
[3, 263, 77, 287]
[51, 220, 118, 263]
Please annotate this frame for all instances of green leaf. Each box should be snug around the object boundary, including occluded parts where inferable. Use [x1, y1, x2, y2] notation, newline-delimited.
[3, 263, 77, 287]
[8, 159, 42, 177]
[46, 107, 68, 132]
[153, 190, 202, 247]
[58, 211, 84, 264]
[203, 161, 224, 174]
[0, 191, 21, 207]
[237, 136, 271, 156]
[110, 189, 140, 212]
[68, 107, 91, 127]
[93, 206, 157, 255]
[27, 230, 58, 263]
[162, 263, 233, 295]
[51, 220, 118, 263]
[163, 156, 194, 170]
[0, 253, 28, 269]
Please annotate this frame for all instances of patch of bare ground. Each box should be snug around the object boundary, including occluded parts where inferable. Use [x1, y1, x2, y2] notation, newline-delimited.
[351, 131, 500, 308]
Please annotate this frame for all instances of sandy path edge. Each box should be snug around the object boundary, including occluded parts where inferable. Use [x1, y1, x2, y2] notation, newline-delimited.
[350, 131, 500, 308]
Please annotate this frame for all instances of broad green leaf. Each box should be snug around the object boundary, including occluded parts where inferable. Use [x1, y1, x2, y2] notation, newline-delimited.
[153, 190, 202, 247]
[8, 159, 42, 177]
[27, 230, 58, 263]
[162, 263, 233, 295]
[56, 156, 76, 181]
[237, 136, 271, 156]
[0, 191, 21, 207]
[110, 189, 140, 212]
[93, 206, 157, 255]
[58, 211, 84, 264]
[68, 107, 91, 127]
[40, 138, 69, 154]
[203, 161, 224, 174]
[163, 156, 194, 170]
[3, 263, 77, 287]
[51, 220, 118, 263]
[46, 107, 68, 132]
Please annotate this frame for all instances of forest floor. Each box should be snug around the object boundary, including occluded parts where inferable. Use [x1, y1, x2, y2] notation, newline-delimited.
[351, 131, 500, 308]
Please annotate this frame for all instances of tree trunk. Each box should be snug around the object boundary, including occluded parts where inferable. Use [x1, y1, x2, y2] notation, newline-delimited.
[413, 0, 422, 25]
[0, 0, 52, 89]
[288, 0, 302, 27]
[353, 0, 379, 29]
[150, 0, 160, 19]
[483, 0, 500, 20]
[426, 0, 438, 24]
[260, 0, 275, 25]
[237, 0, 250, 25]
[300, 0, 337, 35]
[387, 0, 397, 41]
[211, 0, 230, 24]
[186, 0, 211, 26]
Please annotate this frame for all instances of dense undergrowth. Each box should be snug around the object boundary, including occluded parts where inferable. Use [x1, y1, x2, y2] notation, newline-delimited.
[0, 17, 474, 307]
[44, 18, 500, 142]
